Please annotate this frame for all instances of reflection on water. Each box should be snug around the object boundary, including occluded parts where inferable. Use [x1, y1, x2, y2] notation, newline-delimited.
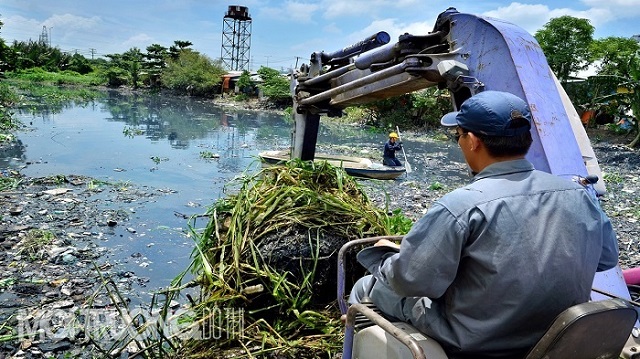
[11, 91, 292, 182]
[4, 91, 294, 294]
[1, 90, 467, 294]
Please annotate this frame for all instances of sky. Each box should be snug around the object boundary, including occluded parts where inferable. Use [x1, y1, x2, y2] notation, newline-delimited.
[1, 0, 640, 72]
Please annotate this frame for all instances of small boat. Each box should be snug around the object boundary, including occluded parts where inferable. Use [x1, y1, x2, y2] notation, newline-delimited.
[258, 150, 406, 180]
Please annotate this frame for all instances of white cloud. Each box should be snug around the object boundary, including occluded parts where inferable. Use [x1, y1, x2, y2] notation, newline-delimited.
[483, 3, 558, 34]
[322, 0, 366, 18]
[582, 0, 640, 16]
[350, 19, 399, 44]
[323, 23, 342, 34]
[259, 1, 321, 24]
[321, 0, 423, 19]
[482, 3, 612, 34]
[481, 1, 640, 35]
[2, 15, 41, 41]
[44, 13, 103, 46]
[44, 13, 101, 29]
[398, 20, 437, 39]
[349, 18, 435, 44]
[122, 33, 155, 50]
[2, 12, 105, 52]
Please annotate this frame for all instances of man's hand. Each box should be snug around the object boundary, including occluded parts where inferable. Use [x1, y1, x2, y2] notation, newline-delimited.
[374, 239, 401, 250]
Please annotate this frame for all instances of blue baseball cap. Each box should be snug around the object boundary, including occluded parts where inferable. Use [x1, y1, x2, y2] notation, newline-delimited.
[441, 91, 532, 136]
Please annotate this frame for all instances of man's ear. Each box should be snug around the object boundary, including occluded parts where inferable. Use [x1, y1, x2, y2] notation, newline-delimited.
[467, 132, 482, 151]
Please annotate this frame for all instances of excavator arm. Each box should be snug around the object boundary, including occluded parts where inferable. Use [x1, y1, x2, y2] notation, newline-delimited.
[291, 6, 629, 306]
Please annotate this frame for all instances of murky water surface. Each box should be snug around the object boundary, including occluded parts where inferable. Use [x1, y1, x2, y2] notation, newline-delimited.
[3, 90, 466, 292]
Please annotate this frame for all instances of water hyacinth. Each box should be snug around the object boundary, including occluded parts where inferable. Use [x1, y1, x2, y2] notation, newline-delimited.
[177, 159, 406, 358]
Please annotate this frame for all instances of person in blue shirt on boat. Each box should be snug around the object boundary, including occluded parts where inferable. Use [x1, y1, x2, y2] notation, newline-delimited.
[383, 132, 403, 166]
[349, 91, 619, 358]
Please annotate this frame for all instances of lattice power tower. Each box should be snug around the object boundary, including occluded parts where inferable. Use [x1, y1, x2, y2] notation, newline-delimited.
[221, 5, 252, 71]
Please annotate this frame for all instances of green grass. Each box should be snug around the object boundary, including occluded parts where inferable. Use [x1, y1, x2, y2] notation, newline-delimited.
[17, 229, 56, 260]
[0, 314, 18, 343]
[199, 151, 220, 159]
[0, 81, 22, 139]
[4, 69, 105, 110]
[12, 81, 103, 105]
[0, 176, 22, 191]
[603, 171, 624, 185]
[7, 68, 104, 86]
[87, 178, 111, 190]
[429, 181, 444, 190]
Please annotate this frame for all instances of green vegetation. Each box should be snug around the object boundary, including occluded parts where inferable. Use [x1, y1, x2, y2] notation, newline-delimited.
[534, 16, 640, 147]
[162, 49, 226, 96]
[0, 314, 18, 344]
[386, 208, 415, 235]
[603, 171, 624, 185]
[18, 229, 56, 260]
[535, 16, 595, 82]
[87, 178, 111, 190]
[123, 126, 145, 137]
[360, 88, 451, 130]
[340, 106, 370, 124]
[590, 37, 640, 77]
[0, 17, 8, 72]
[330, 87, 451, 130]
[9, 81, 104, 111]
[169, 160, 411, 358]
[0, 31, 227, 98]
[7, 67, 103, 86]
[199, 151, 219, 159]
[589, 75, 640, 147]
[257, 66, 291, 106]
[150, 156, 163, 165]
[0, 81, 20, 142]
[32, 174, 67, 185]
[236, 69, 255, 96]
[0, 173, 21, 191]
[0, 14, 20, 136]
[0, 12, 638, 137]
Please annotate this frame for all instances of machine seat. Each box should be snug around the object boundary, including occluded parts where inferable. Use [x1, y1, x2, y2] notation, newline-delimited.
[524, 298, 637, 359]
[346, 298, 637, 359]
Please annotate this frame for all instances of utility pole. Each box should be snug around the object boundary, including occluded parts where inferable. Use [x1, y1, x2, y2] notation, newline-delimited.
[265, 55, 271, 68]
[90, 48, 96, 59]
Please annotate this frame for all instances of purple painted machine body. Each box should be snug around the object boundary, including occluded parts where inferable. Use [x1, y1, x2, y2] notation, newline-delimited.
[442, 11, 628, 300]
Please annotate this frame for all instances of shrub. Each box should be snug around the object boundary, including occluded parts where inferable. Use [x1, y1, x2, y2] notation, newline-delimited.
[161, 49, 225, 96]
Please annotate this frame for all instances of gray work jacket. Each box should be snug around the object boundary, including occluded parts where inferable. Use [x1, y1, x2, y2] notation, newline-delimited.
[365, 159, 619, 357]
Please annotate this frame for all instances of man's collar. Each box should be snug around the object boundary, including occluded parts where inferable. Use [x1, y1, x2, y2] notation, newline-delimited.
[472, 159, 534, 182]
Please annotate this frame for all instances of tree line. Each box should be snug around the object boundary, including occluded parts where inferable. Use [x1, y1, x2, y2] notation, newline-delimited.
[1, 15, 639, 145]
[0, 18, 290, 105]
[535, 16, 640, 146]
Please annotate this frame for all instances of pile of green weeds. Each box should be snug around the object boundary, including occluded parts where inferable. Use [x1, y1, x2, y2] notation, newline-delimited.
[174, 159, 410, 358]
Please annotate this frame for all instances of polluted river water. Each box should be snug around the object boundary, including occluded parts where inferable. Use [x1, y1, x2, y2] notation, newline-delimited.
[2, 90, 467, 299]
